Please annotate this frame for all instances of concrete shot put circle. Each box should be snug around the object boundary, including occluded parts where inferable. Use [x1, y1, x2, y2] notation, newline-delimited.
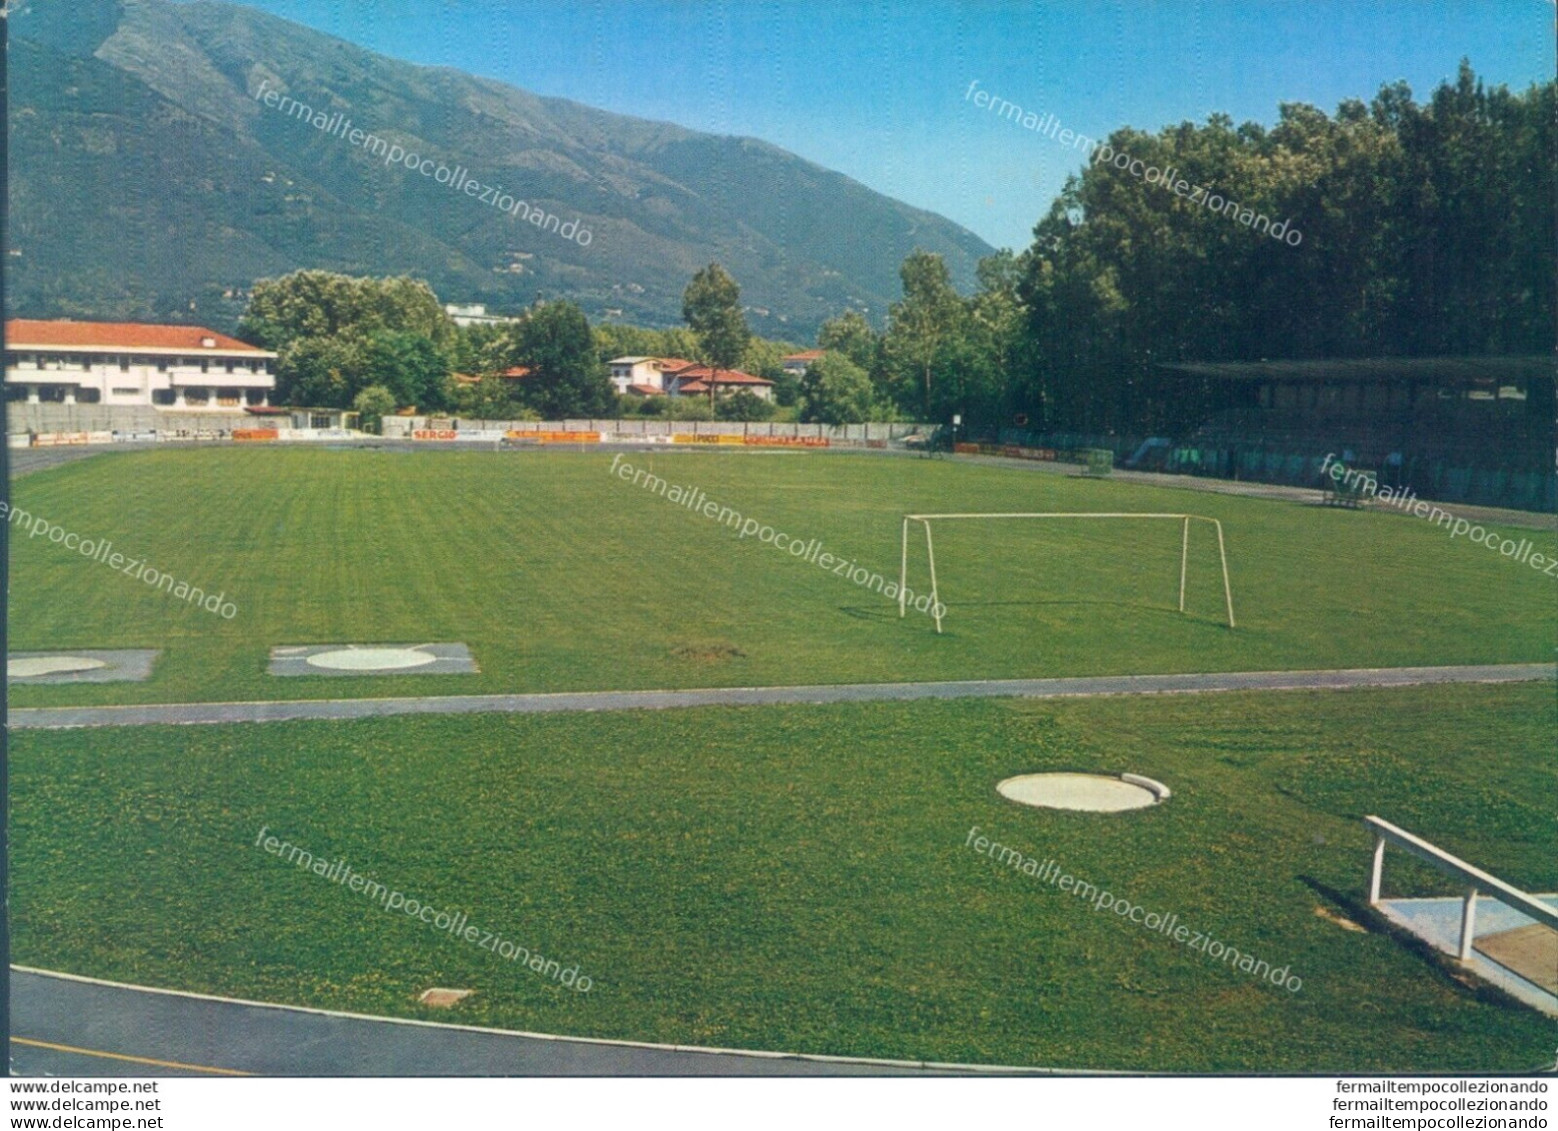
[307, 647, 439, 671]
[7, 650, 160, 684]
[268, 643, 478, 677]
[997, 772, 1171, 813]
[9, 656, 107, 678]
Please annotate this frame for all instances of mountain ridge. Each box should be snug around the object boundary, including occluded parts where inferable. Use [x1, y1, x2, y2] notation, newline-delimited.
[7, 0, 995, 336]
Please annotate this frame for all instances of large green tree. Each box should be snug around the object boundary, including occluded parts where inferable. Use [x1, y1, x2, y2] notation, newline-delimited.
[682, 263, 752, 407]
[362, 331, 451, 412]
[240, 271, 453, 351]
[239, 271, 456, 409]
[276, 336, 365, 407]
[884, 251, 964, 417]
[817, 310, 879, 373]
[508, 300, 615, 419]
[798, 353, 878, 424]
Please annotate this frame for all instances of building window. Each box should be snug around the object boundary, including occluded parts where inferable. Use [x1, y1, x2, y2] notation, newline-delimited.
[112, 387, 140, 397]
[76, 388, 102, 404]
[152, 390, 177, 406]
[120, 357, 130, 372]
[225, 361, 236, 374]
[200, 360, 210, 374]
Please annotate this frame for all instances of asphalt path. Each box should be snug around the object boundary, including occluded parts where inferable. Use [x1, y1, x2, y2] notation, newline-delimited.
[11, 663, 1555, 730]
[8, 969, 1047, 1076]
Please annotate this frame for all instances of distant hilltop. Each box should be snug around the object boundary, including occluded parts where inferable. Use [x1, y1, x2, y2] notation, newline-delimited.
[6, 0, 992, 336]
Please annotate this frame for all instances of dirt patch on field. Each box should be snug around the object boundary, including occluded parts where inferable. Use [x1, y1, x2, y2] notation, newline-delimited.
[1475, 924, 1558, 993]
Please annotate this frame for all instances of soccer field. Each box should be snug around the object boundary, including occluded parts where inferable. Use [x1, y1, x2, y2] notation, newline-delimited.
[9, 683, 1555, 1072]
[7, 447, 1554, 707]
[8, 446, 1555, 1072]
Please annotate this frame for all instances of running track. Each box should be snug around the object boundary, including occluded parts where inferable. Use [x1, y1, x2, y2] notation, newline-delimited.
[8, 969, 1053, 1076]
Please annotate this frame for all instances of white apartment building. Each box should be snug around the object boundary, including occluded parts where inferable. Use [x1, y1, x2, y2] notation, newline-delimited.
[4, 320, 277, 410]
[443, 303, 519, 328]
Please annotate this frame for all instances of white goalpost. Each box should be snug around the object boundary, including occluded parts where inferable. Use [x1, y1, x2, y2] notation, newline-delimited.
[899, 512, 1236, 634]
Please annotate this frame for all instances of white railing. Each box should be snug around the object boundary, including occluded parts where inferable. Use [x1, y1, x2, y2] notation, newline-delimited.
[1364, 815, 1558, 961]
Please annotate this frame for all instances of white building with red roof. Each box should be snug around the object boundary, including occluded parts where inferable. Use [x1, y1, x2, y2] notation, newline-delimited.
[4, 320, 277, 410]
[607, 356, 662, 395]
[781, 350, 825, 377]
[607, 356, 700, 396]
[606, 355, 775, 399]
[662, 363, 775, 401]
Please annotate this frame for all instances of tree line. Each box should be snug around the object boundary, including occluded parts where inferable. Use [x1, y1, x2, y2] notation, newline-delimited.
[241, 64, 1552, 434]
[821, 63, 1552, 436]
[238, 263, 903, 426]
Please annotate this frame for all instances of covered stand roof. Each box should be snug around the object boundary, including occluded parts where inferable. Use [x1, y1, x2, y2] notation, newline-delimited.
[1158, 356, 1551, 386]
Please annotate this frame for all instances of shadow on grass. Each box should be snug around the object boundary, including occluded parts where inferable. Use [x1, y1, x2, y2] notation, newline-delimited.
[1297, 874, 1540, 1018]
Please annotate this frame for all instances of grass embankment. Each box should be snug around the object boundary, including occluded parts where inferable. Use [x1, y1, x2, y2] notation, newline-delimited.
[11, 682, 1554, 1071]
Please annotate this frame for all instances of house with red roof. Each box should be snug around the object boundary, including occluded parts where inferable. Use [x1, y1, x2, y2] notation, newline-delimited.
[4, 319, 277, 410]
[607, 356, 704, 396]
[603, 355, 775, 400]
[781, 350, 826, 377]
[661, 363, 775, 401]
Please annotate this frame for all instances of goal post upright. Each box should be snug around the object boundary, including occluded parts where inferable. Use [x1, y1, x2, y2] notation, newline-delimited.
[899, 512, 1235, 634]
[924, 520, 942, 634]
[1178, 516, 1190, 613]
[1214, 517, 1236, 628]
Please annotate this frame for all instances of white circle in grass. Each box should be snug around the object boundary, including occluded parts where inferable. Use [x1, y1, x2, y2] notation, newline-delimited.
[997, 773, 1166, 813]
[306, 647, 438, 671]
[9, 655, 109, 678]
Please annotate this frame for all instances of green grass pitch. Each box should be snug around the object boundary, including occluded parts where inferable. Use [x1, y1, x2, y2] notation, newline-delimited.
[7, 447, 1554, 706]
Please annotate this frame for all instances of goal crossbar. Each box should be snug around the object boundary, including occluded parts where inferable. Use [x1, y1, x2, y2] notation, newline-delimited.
[898, 512, 1236, 634]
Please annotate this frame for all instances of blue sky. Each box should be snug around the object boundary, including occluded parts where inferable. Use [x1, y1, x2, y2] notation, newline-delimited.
[213, 0, 1554, 251]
